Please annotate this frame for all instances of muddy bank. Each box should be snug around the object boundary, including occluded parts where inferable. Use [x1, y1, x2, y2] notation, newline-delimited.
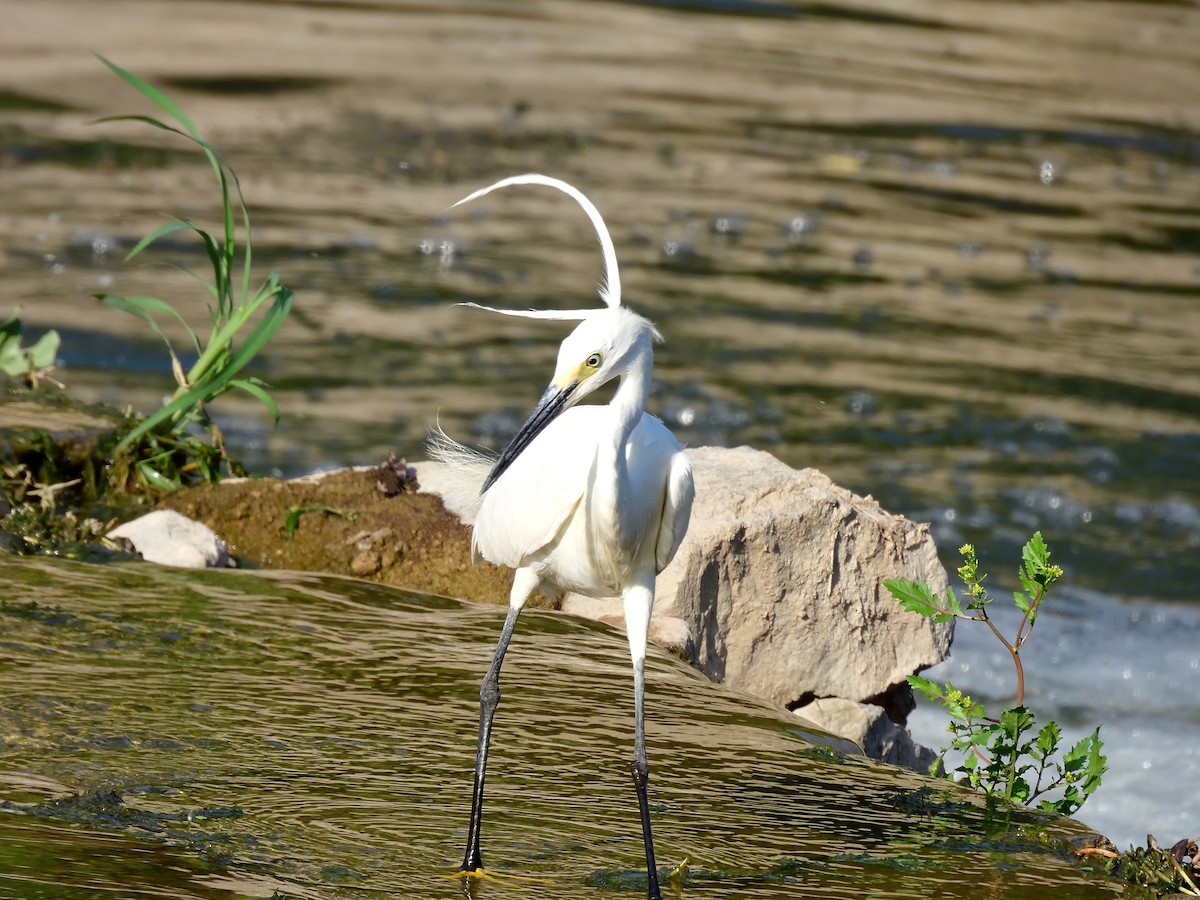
[156, 466, 519, 605]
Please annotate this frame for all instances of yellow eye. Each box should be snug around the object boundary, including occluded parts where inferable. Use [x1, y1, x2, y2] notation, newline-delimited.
[586, 353, 602, 369]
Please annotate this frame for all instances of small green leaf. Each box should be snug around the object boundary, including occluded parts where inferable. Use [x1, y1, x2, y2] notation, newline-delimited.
[1013, 590, 1031, 615]
[98, 293, 201, 359]
[283, 505, 359, 540]
[1009, 776, 1032, 805]
[906, 674, 943, 703]
[885, 578, 945, 619]
[1022, 531, 1049, 572]
[1033, 720, 1061, 760]
[23, 330, 60, 370]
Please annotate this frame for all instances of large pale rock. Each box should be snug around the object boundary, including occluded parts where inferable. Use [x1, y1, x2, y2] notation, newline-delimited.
[642, 446, 952, 708]
[108, 509, 230, 569]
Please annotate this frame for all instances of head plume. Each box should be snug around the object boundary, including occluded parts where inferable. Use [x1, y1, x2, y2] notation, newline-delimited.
[450, 173, 621, 321]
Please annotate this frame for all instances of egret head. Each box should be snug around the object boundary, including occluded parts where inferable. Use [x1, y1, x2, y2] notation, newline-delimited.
[550, 306, 661, 404]
[482, 307, 660, 493]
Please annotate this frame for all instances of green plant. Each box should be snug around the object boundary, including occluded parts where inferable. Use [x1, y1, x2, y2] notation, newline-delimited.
[885, 533, 1107, 816]
[1111, 835, 1200, 897]
[94, 56, 293, 489]
[283, 505, 358, 540]
[1, 308, 60, 387]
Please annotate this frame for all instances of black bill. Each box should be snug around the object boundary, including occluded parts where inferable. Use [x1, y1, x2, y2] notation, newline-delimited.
[482, 380, 578, 493]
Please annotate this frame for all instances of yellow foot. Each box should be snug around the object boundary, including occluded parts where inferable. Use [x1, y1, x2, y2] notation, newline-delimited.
[666, 857, 691, 889]
[443, 867, 555, 886]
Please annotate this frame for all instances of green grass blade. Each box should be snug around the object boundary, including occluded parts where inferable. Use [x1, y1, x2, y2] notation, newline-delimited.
[166, 262, 222, 304]
[221, 286, 293, 375]
[97, 293, 197, 358]
[95, 55, 202, 143]
[229, 377, 280, 425]
[125, 219, 194, 262]
[137, 459, 180, 491]
[114, 287, 293, 454]
[97, 56, 225, 202]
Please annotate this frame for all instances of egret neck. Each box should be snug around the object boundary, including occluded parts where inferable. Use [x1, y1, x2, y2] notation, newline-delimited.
[591, 333, 654, 579]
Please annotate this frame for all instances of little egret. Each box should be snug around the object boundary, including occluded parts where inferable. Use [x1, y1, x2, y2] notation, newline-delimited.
[431, 174, 694, 900]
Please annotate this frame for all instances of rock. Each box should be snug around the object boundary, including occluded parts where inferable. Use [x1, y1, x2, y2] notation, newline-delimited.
[794, 696, 939, 772]
[635, 446, 952, 710]
[108, 510, 230, 569]
[350, 549, 382, 577]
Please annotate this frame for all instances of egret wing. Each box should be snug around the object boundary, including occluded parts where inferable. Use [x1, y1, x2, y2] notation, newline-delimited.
[655, 449, 694, 572]
[472, 408, 599, 568]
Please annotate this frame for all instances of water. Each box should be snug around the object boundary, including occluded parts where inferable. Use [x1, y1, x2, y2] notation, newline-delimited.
[2, 0, 1199, 852]
[0, 556, 1120, 897]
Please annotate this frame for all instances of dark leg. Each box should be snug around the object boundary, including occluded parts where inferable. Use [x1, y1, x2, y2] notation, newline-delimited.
[462, 603, 521, 873]
[631, 655, 663, 900]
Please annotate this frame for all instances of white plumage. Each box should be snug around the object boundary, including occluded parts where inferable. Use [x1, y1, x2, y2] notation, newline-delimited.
[434, 174, 692, 900]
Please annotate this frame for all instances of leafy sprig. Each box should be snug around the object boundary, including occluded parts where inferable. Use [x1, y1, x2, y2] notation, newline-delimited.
[886, 533, 1106, 816]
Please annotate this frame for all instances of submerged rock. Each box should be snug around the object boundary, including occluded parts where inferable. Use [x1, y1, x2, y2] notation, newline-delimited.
[794, 696, 938, 772]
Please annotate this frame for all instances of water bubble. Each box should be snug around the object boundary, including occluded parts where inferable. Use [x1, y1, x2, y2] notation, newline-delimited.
[1039, 160, 1058, 184]
[782, 213, 820, 241]
[711, 213, 745, 238]
[661, 239, 695, 260]
[844, 390, 877, 417]
[1024, 243, 1051, 271]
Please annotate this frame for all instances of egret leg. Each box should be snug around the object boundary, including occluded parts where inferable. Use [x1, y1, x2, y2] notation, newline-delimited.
[632, 656, 663, 900]
[462, 568, 538, 874]
[624, 583, 662, 900]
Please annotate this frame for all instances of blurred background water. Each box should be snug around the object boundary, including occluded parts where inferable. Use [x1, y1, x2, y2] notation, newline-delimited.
[1, 0, 1197, 851]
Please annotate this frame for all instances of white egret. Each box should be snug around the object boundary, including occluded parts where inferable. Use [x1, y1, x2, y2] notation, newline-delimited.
[431, 174, 694, 900]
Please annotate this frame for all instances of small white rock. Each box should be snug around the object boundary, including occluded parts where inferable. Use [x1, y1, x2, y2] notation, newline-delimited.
[108, 510, 230, 569]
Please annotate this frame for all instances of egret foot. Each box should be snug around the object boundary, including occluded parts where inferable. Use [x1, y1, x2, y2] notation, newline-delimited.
[444, 867, 554, 886]
[667, 856, 690, 883]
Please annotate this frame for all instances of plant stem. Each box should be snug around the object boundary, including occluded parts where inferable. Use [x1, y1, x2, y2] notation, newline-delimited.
[976, 612, 1024, 706]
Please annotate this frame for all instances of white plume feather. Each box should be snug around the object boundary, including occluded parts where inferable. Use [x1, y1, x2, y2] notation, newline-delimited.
[450, 173, 621, 310]
[426, 425, 495, 521]
[457, 301, 593, 321]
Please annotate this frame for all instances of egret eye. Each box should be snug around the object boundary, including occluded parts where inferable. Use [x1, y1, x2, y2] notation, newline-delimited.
[586, 353, 602, 369]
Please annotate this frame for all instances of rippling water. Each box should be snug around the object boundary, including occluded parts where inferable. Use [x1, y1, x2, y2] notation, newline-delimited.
[1, 0, 1198, 852]
[1, 557, 1118, 897]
